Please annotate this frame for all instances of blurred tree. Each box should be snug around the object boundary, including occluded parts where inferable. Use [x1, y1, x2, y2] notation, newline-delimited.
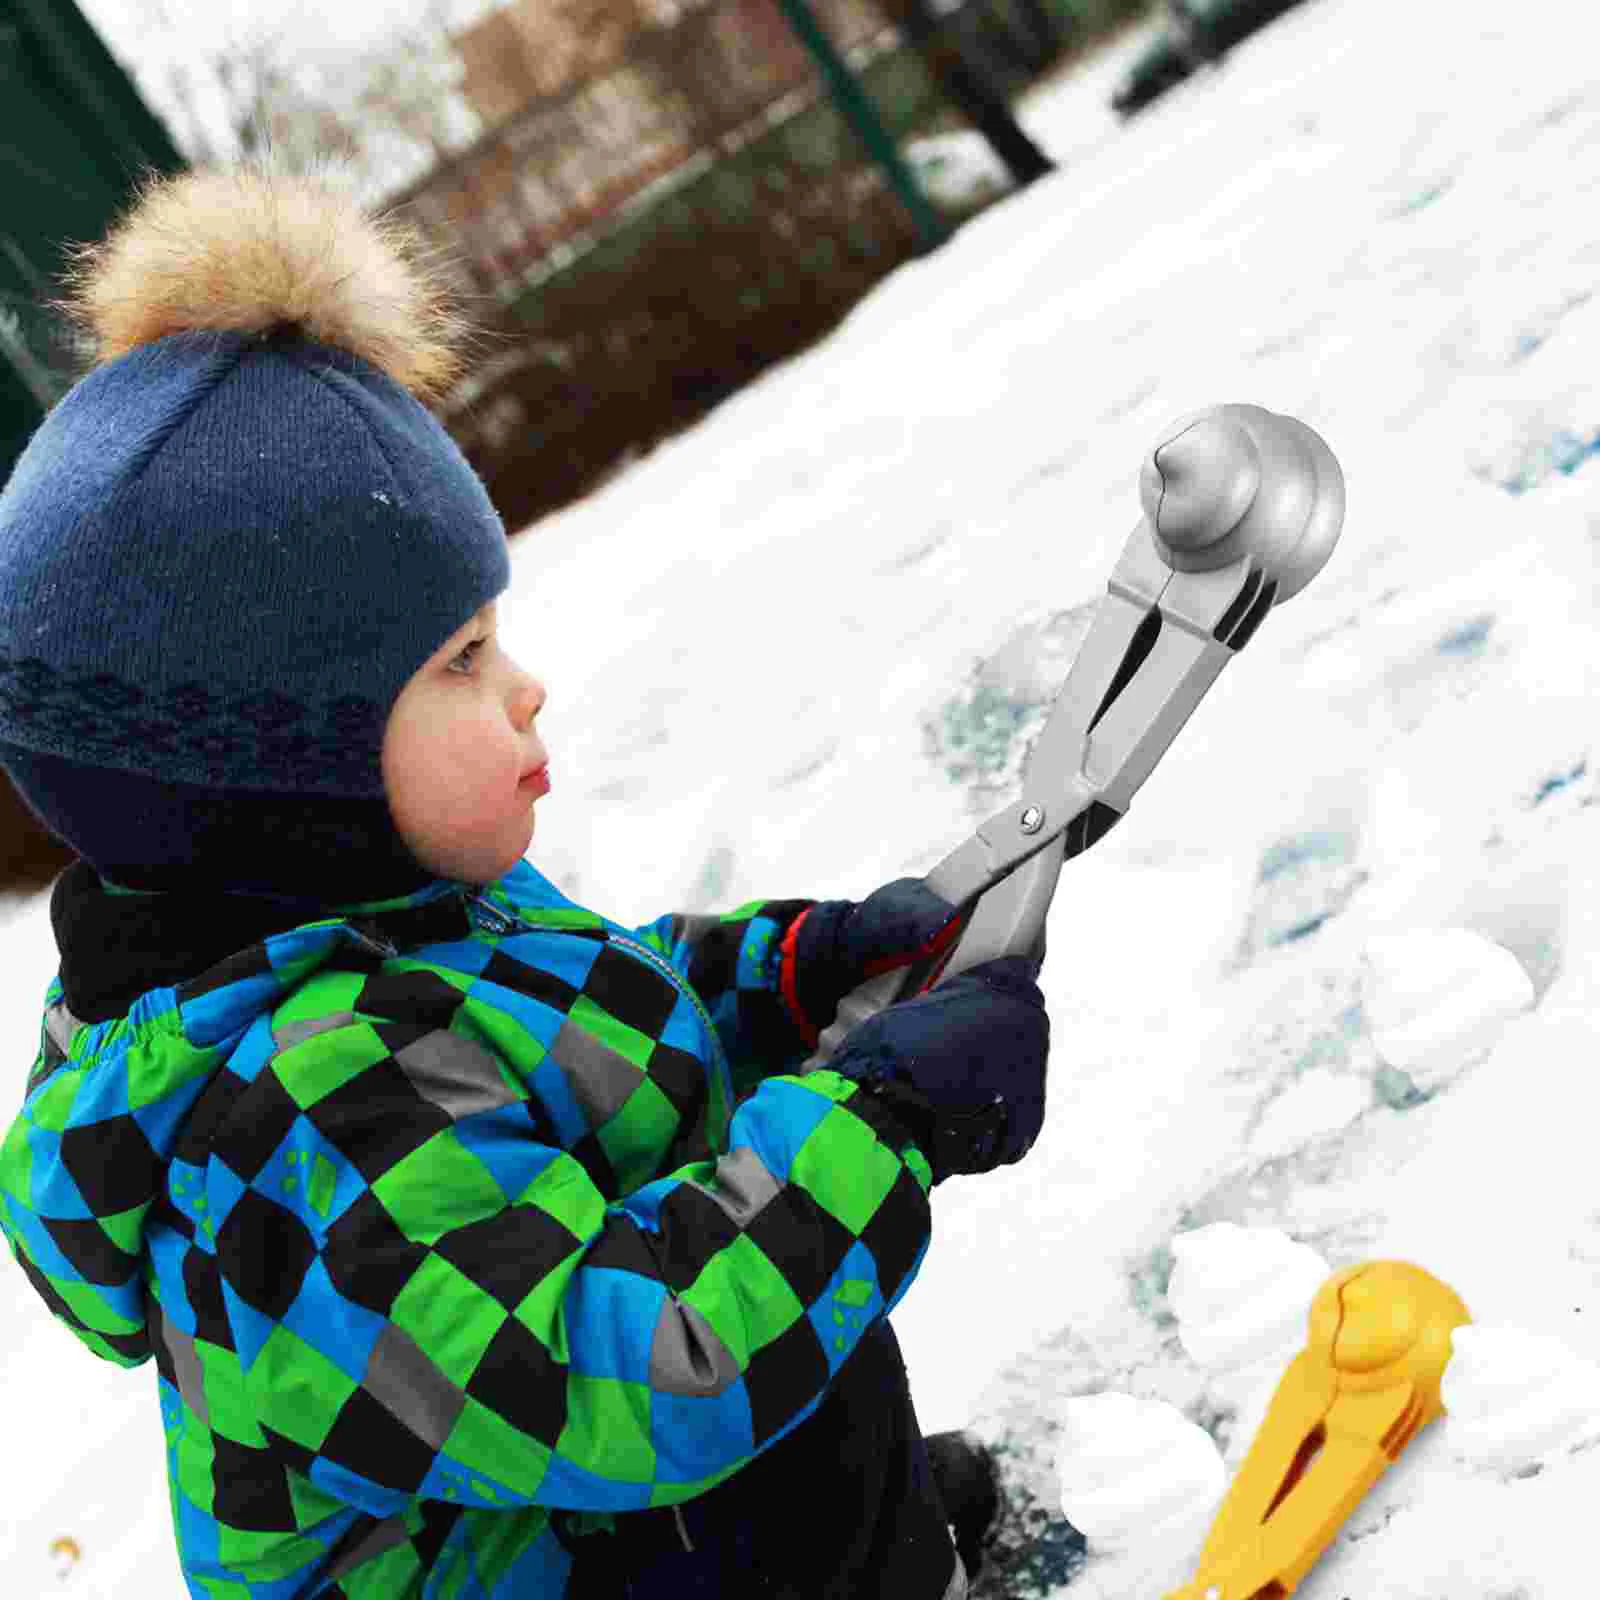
[223, 35, 364, 171]
[352, 5, 477, 173]
[877, 0, 1054, 187]
[1164, 0, 1223, 69]
[1007, 0, 1069, 70]
[123, 0, 477, 198]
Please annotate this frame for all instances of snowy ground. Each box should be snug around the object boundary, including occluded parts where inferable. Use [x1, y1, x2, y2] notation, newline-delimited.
[8, 0, 1600, 1592]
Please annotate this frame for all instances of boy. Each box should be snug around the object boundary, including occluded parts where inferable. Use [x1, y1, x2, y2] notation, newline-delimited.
[0, 168, 1048, 1598]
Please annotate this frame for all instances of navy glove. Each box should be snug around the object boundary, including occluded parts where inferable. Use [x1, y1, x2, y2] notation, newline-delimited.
[783, 877, 964, 1045]
[829, 955, 1048, 1184]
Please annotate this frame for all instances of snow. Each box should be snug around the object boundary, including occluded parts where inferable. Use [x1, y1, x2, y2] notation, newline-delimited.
[8, 0, 1600, 1591]
[1361, 924, 1535, 1088]
[1053, 1390, 1223, 1547]
[1167, 1221, 1329, 1371]
[1443, 1324, 1600, 1476]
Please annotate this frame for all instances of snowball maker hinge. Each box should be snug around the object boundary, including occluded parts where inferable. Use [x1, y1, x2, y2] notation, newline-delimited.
[1164, 1260, 1471, 1600]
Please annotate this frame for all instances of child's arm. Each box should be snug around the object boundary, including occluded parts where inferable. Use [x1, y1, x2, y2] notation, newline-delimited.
[633, 878, 961, 1099]
[629, 898, 814, 1098]
[194, 1018, 936, 1520]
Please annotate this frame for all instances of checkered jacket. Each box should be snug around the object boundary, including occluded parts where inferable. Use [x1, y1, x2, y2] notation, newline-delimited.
[0, 859, 934, 1596]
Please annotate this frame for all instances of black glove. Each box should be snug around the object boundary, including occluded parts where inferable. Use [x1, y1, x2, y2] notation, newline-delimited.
[783, 878, 963, 1045]
[829, 955, 1048, 1184]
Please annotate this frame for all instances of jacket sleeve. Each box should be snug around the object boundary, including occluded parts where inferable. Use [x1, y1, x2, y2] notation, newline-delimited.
[212, 1007, 933, 1521]
[0, 978, 208, 1371]
[630, 900, 818, 1098]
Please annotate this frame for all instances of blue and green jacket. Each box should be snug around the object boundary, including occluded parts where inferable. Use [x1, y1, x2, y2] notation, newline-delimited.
[0, 858, 934, 1597]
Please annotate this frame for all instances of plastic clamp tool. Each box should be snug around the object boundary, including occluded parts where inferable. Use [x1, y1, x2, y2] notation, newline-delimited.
[1165, 1260, 1471, 1600]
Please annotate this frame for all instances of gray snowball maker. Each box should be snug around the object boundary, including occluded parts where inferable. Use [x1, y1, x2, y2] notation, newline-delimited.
[805, 404, 1346, 1071]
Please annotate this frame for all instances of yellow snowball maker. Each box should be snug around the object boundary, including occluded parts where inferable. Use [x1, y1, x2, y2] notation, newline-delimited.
[1165, 1260, 1470, 1600]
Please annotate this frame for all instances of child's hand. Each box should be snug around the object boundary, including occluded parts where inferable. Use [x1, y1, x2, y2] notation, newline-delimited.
[827, 955, 1049, 1184]
[783, 877, 965, 1044]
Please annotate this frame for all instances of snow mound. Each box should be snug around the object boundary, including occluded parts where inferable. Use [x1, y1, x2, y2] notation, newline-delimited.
[1441, 1324, 1600, 1475]
[1054, 1390, 1225, 1551]
[1360, 926, 1534, 1091]
[1168, 1222, 1331, 1373]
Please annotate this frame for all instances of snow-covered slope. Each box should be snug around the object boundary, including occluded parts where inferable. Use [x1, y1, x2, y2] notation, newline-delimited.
[6, 0, 1600, 1592]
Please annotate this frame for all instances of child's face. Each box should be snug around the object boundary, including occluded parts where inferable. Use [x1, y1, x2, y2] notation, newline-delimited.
[381, 601, 550, 884]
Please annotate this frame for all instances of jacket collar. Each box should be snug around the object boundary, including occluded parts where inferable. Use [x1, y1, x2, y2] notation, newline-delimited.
[50, 860, 473, 1023]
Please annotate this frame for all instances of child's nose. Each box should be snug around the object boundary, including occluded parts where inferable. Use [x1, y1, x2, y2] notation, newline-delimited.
[514, 675, 547, 727]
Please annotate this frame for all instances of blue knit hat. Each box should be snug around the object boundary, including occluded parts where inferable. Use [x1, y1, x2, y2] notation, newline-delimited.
[0, 168, 510, 901]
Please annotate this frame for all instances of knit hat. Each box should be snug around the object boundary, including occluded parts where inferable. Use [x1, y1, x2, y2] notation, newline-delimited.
[0, 167, 510, 903]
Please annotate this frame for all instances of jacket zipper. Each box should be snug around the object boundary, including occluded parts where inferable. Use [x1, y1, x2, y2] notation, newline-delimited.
[672, 1503, 696, 1553]
[471, 896, 735, 1126]
[603, 929, 735, 1123]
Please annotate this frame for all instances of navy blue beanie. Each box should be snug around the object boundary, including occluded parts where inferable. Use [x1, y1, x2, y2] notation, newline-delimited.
[0, 169, 510, 901]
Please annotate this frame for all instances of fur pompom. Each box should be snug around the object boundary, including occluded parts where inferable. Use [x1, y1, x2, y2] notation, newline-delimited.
[60, 165, 471, 402]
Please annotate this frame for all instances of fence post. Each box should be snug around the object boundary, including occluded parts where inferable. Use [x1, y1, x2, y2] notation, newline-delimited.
[774, 0, 950, 253]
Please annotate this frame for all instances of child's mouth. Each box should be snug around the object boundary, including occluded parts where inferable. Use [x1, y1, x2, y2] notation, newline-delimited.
[518, 764, 551, 798]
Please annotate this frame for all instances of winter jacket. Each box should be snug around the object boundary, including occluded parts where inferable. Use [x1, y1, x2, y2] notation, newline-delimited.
[0, 859, 953, 1598]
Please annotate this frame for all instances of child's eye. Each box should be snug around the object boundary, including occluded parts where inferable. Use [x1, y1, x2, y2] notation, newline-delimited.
[448, 639, 486, 676]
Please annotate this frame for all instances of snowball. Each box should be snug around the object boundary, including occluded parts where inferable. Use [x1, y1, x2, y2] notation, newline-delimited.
[1168, 1222, 1331, 1373]
[1055, 1390, 1225, 1551]
[1441, 1324, 1600, 1474]
[1360, 927, 1534, 1090]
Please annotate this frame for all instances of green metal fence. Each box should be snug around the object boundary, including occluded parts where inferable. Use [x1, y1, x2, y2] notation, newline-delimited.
[0, 0, 183, 485]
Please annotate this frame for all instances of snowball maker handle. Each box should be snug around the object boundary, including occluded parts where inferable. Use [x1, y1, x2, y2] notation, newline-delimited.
[801, 404, 1346, 1071]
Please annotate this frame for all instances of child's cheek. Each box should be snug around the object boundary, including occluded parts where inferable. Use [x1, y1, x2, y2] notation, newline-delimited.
[439, 706, 522, 807]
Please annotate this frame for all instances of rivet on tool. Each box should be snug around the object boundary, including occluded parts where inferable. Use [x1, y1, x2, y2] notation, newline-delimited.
[1019, 805, 1044, 834]
[1204, 1588, 1222, 1600]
